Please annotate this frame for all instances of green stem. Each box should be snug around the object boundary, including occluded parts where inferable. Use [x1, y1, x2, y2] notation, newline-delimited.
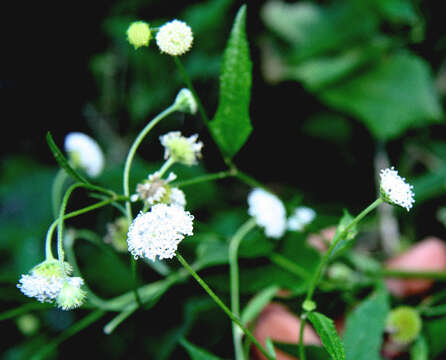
[229, 218, 257, 360]
[377, 269, 446, 280]
[52, 169, 69, 218]
[157, 157, 176, 178]
[173, 170, 234, 188]
[176, 251, 275, 360]
[298, 197, 383, 360]
[235, 171, 266, 189]
[173, 56, 210, 126]
[31, 310, 105, 360]
[269, 253, 312, 280]
[123, 103, 178, 223]
[0, 303, 52, 322]
[44, 195, 128, 261]
[298, 314, 307, 360]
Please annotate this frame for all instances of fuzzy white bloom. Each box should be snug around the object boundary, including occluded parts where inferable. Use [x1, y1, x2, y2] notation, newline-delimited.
[127, 204, 194, 261]
[64, 132, 105, 177]
[379, 167, 415, 211]
[159, 131, 203, 166]
[156, 20, 193, 56]
[288, 206, 316, 231]
[133, 171, 186, 208]
[17, 274, 64, 303]
[248, 188, 287, 238]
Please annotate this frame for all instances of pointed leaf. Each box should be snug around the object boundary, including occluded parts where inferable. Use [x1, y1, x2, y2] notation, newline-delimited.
[210, 5, 252, 158]
[308, 312, 345, 360]
[241, 285, 279, 325]
[46, 132, 90, 184]
[343, 288, 390, 360]
[179, 338, 223, 360]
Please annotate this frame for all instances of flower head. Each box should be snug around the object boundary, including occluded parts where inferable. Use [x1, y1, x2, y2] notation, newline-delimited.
[104, 216, 130, 252]
[379, 167, 415, 211]
[64, 132, 105, 177]
[174, 88, 197, 114]
[127, 204, 194, 261]
[56, 277, 87, 310]
[17, 260, 71, 303]
[156, 20, 193, 56]
[287, 206, 316, 231]
[386, 306, 422, 344]
[248, 188, 287, 239]
[132, 172, 186, 208]
[127, 21, 151, 49]
[159, 131, 203, 166]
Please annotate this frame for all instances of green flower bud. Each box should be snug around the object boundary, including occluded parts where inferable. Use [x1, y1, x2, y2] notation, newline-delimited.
[127, 21, 152, 49]
[174, 88, 197, 114]
[386, 306, 422, 345]
[56, 277, 87, 311]
[302, 300, 317, 312]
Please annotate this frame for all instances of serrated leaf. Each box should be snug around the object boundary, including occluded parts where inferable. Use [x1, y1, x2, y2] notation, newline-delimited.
[210, 5, 252, 159]
[308, 312, 345, 360]
[46, 132, 90, 184]
[343, 288, 390, 360]
[179, 338, 223, 360]
[275, 343, 330, 360]
[320, 54, 442, 140]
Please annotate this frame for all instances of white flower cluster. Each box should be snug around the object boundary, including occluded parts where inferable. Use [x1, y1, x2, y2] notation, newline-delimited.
[131, 172, 186, 208]
[127, 203, 194, 261]
[160, 131, 203, 166]
[379, 167, 415, 212]
[248, 188, 287, 238]
[17, 260, 86, 310]
[156, 20, 193, 56]
[287, 206, 316, 231]
[64, 132, 105, 177]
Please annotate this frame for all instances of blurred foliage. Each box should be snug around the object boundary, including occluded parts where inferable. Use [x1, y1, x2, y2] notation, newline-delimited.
[2, 0, 446, 359]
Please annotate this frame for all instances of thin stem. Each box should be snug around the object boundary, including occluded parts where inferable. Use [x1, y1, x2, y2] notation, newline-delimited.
[51, 169, 69, 218]
[123, 103, 178, 222]
[176, 251, 275, 360]
[235, 171, 266, 189]
[31, 310, 105, 360]
[269, 253, 312, 280]
[298, 197, 383, 360]
[45, 195, 128, 260]
[377, 269, 446, 280]
[229, 218, 257, 360]
[173, 170, 234, 188]
[298, 315, 307, 360]
[173, 56, 210, 126]
[157, 157, 176, 178]
[103, 303, 138, 334]
[0, 303, 52, 322]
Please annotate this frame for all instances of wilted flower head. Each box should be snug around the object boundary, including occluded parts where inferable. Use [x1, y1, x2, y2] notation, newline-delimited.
[379, 167, 415, 211]
[132, 172, 186, 208]
[174, 88, 197, 114]
[159, 131, 203, 166]
[64, 132, 105, 177]
[156, 20, 193, 56]
[287, 206, 316, 231]
[56, 277, 87, 310]
[248, 188, 287, 239]
[17, 260, 71, 303]
[127, 21, 152, 49]
[386, 306, 422, 345]
[104, 216, 130, 252]
[127, 204, 194, 261]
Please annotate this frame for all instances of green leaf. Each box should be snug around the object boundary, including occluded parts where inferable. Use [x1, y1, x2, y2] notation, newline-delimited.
[331, 210, 357, 258]
[320, 53, 443, 140]
[410, 335, 428, 360]
[46, 132, 90, 185]
[308, 312, 346, 360]
[343, 288, 390, 360]
[241, 285, 279, 325]
[179, 338, 223, 360]
[210, 5, 252, 159]
[425, 316, 446, 357]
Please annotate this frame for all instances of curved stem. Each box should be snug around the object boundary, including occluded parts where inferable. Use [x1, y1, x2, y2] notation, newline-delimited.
[229, 218, 257, 360]
[173, 170, 234, 188]
[176, 251, 275, 360]
[44, 195, 128, 261]
[298, 197, 383, 360]
[123, 103, 178, 223]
